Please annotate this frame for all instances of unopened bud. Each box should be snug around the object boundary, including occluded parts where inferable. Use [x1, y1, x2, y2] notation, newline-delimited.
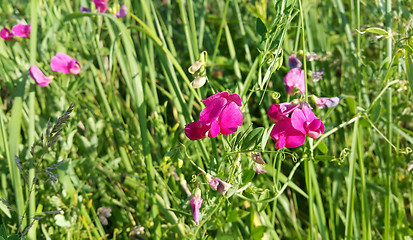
[191, 76, 207, 88]
[188, 61, 204, 74]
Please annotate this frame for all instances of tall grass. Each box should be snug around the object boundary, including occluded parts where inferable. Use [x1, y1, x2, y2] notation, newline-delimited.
[0, 0, 412, 239]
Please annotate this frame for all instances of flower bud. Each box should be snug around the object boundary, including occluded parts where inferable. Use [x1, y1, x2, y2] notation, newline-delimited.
[190, 188, 203, 225]
[207, 176, 232, 196]
[191, 76, 207, 88]
[188, 61, 204, 74]
[251, 152, 265, 165]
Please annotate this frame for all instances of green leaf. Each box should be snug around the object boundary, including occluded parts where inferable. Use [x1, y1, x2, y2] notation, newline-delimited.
[345, 96, 356, 114]
[256, 18, 267, 36]
[242, 169, 256, 184]
[251, 226, 267, 240]
[257, 189, 269, 212]
[317, 142, 328, 154]
[363, 27, 389, 36]
[241, 127, 264, 150]
[371, 100, 382, 123]
[0, 224, 7, 238]
[7, 235, 19, 240]
[226, 209, 239, 223]
[405, 54, 413, 94]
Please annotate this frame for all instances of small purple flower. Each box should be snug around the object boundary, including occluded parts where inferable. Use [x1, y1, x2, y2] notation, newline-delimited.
[1, 27, 14, 41]
[311, 69, 324, 82]
[288, 55, 302, 69]
[207, 174, 232, 196]
[80, 6, 91, 12]
[116, 5, 127, 18]
[251, 152, 265, 165]
[315, 97, 340, 109]
[190, 188, 203, 225]
[11, 24, 31, 38]
[254, 164, 267, 174]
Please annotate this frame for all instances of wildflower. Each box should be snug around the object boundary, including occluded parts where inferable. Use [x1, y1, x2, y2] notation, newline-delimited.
[311, 69, 324, 82]
[0, 27, 14, 41]
[190, 188, 203, 225]
[50, 53, 81, 75]
[93, 0, 108, 13]
[291, 106, 325, 139]
[284, 68, 305, 96]
[270, 118, 306, 149]
[190, 76, 207, 88]
[314, 96, 340, 109]
[11, 24, 30, 38]
[268, 103, 298, 123]
[253, 164, 267, 174]
[288, 55, 302, 69]
[185, 91, 243, 140]
[29, 65, 52, 87]
[80, 6, 91, 12]
[116, 5, 127, 18]
[269, 104, 324, 149]
[251, 152, 265, 164]
[206, 174, 232, 196]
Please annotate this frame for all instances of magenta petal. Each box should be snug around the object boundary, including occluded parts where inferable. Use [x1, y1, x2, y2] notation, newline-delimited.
[227, 93, 242, 106]
[268, 103, 298, 123]
[218, 102, 243, 135]
[291, 109, 306, 134]
[270, 119, 291, 149]
[302, 106, 317, 123]
[190, 190, 203, 225]
[1, 27, 14, 41]
[11, 24, 31, 38]
[285, 128, 306, 148]
[208, 121, 220, 138]
[51, 53, 81, 75]
[284, 68, 305, 95]
[202, 91, 229, 106]
[307, 121, 325, 139]
[29, 65, 51, 87]
[68, 59, 81, 75]
[307, 118, 322, 132]
[185, 121, 210, 141]
[199, 97, 226, 122]
[93, 0, 108, 13]
[116, 5, 128, 18]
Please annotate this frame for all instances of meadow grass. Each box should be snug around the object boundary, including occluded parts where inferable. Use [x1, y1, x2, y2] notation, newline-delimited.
[0, 0, 412, 239]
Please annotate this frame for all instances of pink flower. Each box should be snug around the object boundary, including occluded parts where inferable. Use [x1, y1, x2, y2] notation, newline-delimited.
[11, 24, 31, 38]
[270, 118, 306, 149]
[190, 188, 203, 225]
[1, 27, 14, 41]
[284, 68, 305, 96]
[93, 0, 108, 13]
[315, 97, 339, 108]
[185, 91, 243, 140]
[291, 106, 325, 139]
[251, 152, 265, 165]
[288, 55, 302, 69]
[29, 65, 51, 87]
[51, 53, 81, 75]
[311, 69, 324, 82]
[207, 175, 232, 196]
[268, 103, 298, 123]
[116, 5, 127, 18]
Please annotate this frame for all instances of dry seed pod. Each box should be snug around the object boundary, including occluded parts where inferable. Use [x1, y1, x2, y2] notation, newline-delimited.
[191, 76, 207, 88]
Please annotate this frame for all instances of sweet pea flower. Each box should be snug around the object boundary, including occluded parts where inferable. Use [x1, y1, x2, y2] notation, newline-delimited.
[251, 152, 265, 165]
[29, 65, 52, 87]
[288, 55, 302, 69]
[311, 69, 324, 82]
[207, 174, 232, 196]
[51, 53, 81, 75]
[1, 27, 14, 41]
[116, 5, 127, 18]
[190, 188, 203, 225]
[185, 91, 243, 140]
[93, 0, 108, 13]
[268, 103, 298, 123]
[270, 118, 306, 149]
[80, 6, 91, 12]
[284, 68, 305, 96]
[315, 97, 340, 109]
[291, 106, 325, 139]
[254, 164, 267, 174]
[11, 24, 30, 38]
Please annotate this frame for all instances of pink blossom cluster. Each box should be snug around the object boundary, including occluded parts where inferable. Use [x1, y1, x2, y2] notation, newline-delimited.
[185, 91, 243, 141]
[1, 24, 31, 41]
[29, 53, 81, 87]
[80, 1, 127, 18]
